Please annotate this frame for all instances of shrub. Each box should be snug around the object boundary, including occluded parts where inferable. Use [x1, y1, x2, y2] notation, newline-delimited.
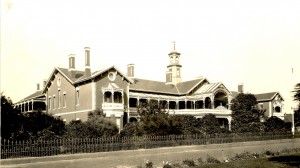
[182, 159, 195, 167]
[206, 155, 221, 164]
[230, 151, 258, 161]
[265, 150, 275, 156]
[162, 161, 172, 168]
[145, 160, 153, 168]
[197, 157, 203, 164]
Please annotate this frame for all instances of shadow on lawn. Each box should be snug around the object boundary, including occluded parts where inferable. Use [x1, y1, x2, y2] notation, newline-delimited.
[269, 155, 300, 167]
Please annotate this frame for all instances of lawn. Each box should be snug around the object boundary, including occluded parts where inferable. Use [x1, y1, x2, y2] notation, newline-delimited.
[197, 154, 300, 168]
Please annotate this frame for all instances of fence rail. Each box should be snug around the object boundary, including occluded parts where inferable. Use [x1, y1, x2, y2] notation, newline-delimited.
[1, 132, 299, 159]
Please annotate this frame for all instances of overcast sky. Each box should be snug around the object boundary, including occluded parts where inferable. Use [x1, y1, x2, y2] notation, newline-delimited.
[1, 0, 299, 113]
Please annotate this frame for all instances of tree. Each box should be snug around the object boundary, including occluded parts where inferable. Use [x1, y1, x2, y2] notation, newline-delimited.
[119, 122, 137, 137]
[264, 116, 289, 132]
[231, 93, 265, 133]
[293, 83, 300, 127]
[1, 93, 23, 139]
[135, 99, 173, 136]
[200, 114, 223, 134]
[64, 110, 119, 138]
[13, 111, 66, 140]
[169, 115, 201, 135]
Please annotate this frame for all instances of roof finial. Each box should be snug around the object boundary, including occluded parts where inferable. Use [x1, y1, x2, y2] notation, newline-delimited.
[172, 41, 176, 51]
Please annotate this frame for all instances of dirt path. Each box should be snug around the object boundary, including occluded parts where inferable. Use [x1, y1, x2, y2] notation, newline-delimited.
[2, 138, 300, 168]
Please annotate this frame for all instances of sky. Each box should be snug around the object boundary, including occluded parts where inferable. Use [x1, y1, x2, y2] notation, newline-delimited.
[1, 0, 299, 113]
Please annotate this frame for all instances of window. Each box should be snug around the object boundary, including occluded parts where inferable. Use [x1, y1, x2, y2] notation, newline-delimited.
[76, 89, 79, 105]
[63, 93, 66, 108]
[58, 89, 61, 109]
[48, 97, 51, 110]
[53, 95, 56, 110]
[275, 106, 281, 112]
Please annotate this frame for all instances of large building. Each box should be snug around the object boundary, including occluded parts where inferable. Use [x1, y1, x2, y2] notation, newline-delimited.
[15, 45, 286, 130]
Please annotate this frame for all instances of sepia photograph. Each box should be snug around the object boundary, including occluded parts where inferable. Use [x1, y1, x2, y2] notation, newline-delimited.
[1, 0, 300, 167]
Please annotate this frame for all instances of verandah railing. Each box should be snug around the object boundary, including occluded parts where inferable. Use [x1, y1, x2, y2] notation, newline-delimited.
[1, 132, 299, 159]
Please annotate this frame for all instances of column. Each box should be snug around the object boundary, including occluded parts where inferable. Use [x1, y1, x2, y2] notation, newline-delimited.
[92, 80, 96, 110]
[227, 116, 232, 131]
[211, 95, 215, 109]
[32, 100, 34, 112]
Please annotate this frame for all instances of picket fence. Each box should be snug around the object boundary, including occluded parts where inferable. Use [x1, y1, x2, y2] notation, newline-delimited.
[1, 132, 299, 159]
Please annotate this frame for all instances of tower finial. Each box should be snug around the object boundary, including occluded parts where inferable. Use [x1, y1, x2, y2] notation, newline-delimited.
[172, 41, 176, 51]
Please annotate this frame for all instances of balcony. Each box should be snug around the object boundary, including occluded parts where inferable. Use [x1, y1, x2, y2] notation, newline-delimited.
[102, 103, 124, 110]
[170, 109, 232, 116]
[129, 106, 231, 117]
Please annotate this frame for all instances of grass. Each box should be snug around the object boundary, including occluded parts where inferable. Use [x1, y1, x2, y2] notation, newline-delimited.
[195, 153, 300, 168]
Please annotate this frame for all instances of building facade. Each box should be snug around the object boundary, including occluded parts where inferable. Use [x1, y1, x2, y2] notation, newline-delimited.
[38, 46, 232, 129]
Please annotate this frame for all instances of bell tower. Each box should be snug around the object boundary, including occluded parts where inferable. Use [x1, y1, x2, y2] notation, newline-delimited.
[166, 41, 182, 84]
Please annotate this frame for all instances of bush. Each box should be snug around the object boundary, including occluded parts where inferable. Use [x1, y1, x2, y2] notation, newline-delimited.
[182, 159, 195, 167]
[145, 160, 153, 168]
[206, 155, 221, 164]
[197, 157, 204, 164]
[162, 161, 172, 168]
[230, 151, 258, 161]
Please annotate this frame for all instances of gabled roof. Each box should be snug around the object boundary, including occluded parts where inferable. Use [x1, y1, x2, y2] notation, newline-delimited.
[230, 91, 239, 98]
[230, 91, 284, 102]
[194, 82, 231, 95]
[74, 65, 133, 84]
[42, 66, 133, 94]
[15, 91, 44, 104]
[129, 78, 206, 95]
[255, 92, 284, 101]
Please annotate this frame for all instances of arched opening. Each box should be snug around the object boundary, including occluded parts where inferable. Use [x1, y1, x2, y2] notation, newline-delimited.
[138, 99, 148, 106]
[169, 101, 177, 109]
[275, 106, 281, 112]
[28, 102, 32, 111]
[159, 100, 168, 109]
[214, 91, 228, 109]
[218, 118, 229, 129]
[205, 97, 212, 109]
[104, 92, 112, 103]
[129, 98, 137, 107]
[129, 117, 138, 123]
[178, 101, 185, 109]
[186, 101, 194, 109]
[114, 92, 122, 103]
[195, 100, 204, 109]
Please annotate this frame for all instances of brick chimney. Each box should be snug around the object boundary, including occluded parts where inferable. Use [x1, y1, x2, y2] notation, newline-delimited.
[43, 80, 47, 89]
[127, 64, 134, 78]
[238, 83, 244, 93]
[37, 83, 40, 91]
[84, 47, 91, 77]
[68, 54, 76, 78]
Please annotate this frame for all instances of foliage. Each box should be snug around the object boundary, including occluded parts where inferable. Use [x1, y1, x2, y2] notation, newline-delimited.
[293, 83, 300, 126]
[1, 93, 23, 140]
[13, 111, 66, 140]
[206, 155, 221, 164]
[135, 99, 174, 136]
[231, 93, 265, 133]
[85, 115, 119, 137]
[264, 116, 289, 132]
[182, 159, 196, 167]
[200, 114, 223, 134]
[87, 108, 105, 118]
[65, 114, 118, 138]
[120, 122, 137, 137]
[169, 115, 201, 135]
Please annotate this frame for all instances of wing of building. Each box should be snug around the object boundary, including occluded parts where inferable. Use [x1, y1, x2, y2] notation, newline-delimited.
[231, 85, 285, 120]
